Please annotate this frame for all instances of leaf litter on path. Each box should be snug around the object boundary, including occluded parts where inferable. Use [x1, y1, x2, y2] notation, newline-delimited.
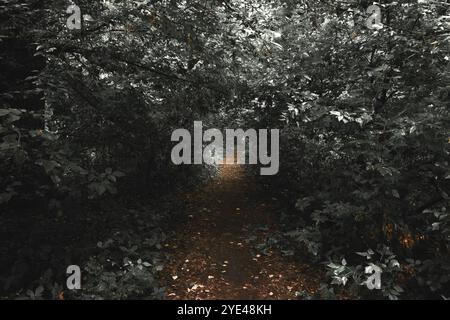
[162, 161, 321, 299]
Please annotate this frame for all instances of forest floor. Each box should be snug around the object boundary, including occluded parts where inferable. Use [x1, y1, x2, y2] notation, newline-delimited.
[162, 159, 321, 299]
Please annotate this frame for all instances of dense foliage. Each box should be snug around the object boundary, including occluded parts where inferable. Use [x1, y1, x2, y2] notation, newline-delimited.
[250, 0, 450, 299]
[1, 0, 449, 299]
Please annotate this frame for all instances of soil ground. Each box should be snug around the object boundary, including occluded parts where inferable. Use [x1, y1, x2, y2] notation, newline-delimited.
[163, 159, 320, 299]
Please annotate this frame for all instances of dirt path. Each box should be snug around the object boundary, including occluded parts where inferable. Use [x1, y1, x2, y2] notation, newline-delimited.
[163, 161, 320, 300]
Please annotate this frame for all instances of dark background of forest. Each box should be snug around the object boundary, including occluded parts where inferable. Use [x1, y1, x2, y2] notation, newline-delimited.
[0, 0, 449, 300]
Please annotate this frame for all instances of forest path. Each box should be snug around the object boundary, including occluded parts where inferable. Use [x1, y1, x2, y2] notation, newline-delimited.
[163, 159, 320, 299]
